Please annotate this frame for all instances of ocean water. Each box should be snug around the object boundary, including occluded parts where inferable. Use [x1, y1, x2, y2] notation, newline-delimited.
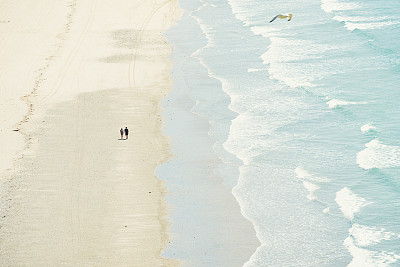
[161, 0, 400, 266]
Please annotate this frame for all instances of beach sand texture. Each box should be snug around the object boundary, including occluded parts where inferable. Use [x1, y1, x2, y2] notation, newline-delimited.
[0, 0, 181, 266]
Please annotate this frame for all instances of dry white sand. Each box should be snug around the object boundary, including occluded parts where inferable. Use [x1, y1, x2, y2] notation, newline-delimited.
[0, 0, 181, 265]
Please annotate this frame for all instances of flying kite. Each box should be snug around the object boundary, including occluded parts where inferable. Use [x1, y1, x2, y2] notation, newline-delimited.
[270, 13, 292, 23]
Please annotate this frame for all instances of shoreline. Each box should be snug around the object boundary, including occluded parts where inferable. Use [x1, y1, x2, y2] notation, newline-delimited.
[0, 0, 182, 265]
[159, 0, 260, 265]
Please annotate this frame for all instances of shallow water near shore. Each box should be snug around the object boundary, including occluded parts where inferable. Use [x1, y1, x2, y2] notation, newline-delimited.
[163, 0, 400, 265]
[158, 2, 259, 265]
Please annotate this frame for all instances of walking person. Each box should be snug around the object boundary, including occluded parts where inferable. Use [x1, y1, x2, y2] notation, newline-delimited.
[120, 128, 124, 139]
[124, 127, 129, 139]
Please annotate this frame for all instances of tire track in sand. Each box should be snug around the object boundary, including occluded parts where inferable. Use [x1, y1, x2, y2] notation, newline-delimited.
[13, 1, 97, 263]
[39, 0, 97, 105]
[128, 0, 174, 88]
[16, 0, 78, 141]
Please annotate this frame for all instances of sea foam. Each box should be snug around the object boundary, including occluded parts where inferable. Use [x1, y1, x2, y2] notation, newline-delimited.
[262, 38, 335, 88]
[321, 0, 359, 13]
[333, 16, 392, 23]
[335, 187, 371, 221]
[350, 224, 400, 247]
[344, 21, 400, 31]
[326, 99, 367, 109]
[303, 181, 320, 201]
[344, 236, 400, 267]
[295, 167, 329, 201]
[357, 139, 400, 170]
[295, 166, 330, 183]
[361, 123, 377, 133]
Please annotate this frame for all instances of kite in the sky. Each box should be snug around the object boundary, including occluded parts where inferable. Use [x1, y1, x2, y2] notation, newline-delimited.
[270, 13, 292, 23]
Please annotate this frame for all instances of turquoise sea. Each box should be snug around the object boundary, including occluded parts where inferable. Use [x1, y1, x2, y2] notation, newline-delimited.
[160, 0, 400, 265]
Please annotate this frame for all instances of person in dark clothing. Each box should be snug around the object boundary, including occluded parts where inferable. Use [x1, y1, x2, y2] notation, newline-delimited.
[120, 128, 124, 139]
[124, 127, 129, 139]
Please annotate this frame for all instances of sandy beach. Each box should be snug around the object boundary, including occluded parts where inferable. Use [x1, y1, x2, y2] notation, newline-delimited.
[0, 0, 181, 265]
[2, 0, 397, 266]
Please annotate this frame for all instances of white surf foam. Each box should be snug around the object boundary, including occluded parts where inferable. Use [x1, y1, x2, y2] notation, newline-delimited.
[345, 21, 400, 31]
[327, 5, 400, 31]
[333, 16, 392, 23]
[357, 139, 400, 170]
[250, 26, 279, 38]
[247, 68, 264, 73]
[326, 99, 367, 108]
[321, 0, 359, 13]
[335, 187, 371, 221]
[295, 167, 329, 201]
[264, 37, 335, 63]
[295, 166, 330, 183]
[303, 181, 320, 200]
[227, 0, 254, 27]
[360, 123, 377, 133]
[295, 166, 311, 179]
[344, 236, 400, 267]
[350, 224, 400, 247]
[262, 38, 336, 88]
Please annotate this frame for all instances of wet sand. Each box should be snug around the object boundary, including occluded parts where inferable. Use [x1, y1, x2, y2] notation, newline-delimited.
[1, 88, 178, 266]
